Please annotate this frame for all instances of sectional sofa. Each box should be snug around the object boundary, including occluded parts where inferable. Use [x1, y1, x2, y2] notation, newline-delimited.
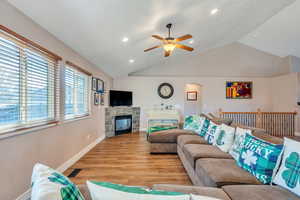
[146, 114, 300, 200]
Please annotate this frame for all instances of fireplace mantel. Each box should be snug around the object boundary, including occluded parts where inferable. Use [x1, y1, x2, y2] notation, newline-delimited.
[105, 107, 140, 137]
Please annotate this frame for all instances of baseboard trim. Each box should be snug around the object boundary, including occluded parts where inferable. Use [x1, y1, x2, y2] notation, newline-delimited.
[16, 135, 105, 200]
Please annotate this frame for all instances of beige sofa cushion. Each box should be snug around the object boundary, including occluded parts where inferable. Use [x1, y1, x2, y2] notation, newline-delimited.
[222, 185, 300, 200]
[195, 158, 261, 187]
[152, 184, 231, 200]
[148, 129, 195, 143]
[182, 144, 232, 168]
[177, 135, 207, 149]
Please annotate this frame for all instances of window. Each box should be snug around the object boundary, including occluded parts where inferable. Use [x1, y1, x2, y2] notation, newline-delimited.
[64, 61, 90, 119]
[0, 26, 61, 133]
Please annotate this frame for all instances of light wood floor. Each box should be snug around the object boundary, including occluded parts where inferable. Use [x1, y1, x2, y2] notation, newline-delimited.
[64, 132, 192, 186]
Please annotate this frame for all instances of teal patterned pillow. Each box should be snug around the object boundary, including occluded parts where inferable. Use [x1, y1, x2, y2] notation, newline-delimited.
[273, 138, 300, 196]
[204, 121, 220, 144]
[183, 115, 204, 133]
[199, 118, 210, 137]
[238, 134, 283, 184]
[31, 163, 84, 200]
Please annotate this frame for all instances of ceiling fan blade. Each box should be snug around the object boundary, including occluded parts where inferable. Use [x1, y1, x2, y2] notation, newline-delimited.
[144, 45, 161, 52]
[152, 35, 164, 40]
[164, 51, 171, 57]
[175, 34, 192, 42]
[176, 44, 194, 51]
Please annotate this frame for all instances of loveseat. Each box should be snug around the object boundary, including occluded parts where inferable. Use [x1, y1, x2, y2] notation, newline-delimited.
[147, 114, 232, 153]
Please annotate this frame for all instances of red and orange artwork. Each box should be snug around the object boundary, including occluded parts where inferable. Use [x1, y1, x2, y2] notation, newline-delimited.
[226, 81, 252, 99]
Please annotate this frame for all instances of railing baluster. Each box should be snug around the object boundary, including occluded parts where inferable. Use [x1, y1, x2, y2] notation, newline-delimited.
[219, 111, 296, 137]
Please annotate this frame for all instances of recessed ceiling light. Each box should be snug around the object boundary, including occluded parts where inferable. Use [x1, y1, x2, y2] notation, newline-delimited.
[210, 8, 219, 15]
[189, 40, 194, 44]
[122, 37, 129, 42]
[129, 59, 135, 63]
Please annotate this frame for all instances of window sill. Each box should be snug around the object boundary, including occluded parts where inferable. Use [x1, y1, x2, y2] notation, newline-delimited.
[0, 115, 91, 141]
[62, 115, 91, 125]
[0, 122, 57, 141]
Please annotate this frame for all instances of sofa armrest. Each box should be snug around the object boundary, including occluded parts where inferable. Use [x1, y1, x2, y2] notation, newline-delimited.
[78, 184, 92, 200]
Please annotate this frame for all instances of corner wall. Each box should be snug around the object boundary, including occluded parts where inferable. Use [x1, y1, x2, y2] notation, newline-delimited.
[0, 1, 112, 199]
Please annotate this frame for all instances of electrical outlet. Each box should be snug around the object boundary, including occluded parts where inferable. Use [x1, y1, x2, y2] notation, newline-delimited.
[87, 134, 91, 140]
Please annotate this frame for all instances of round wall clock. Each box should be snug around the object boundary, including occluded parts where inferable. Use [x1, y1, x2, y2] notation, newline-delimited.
[158, 83, 174, 99]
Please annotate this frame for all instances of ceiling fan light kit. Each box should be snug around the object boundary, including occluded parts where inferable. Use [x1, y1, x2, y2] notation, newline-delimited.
[144, 23, 194, 57]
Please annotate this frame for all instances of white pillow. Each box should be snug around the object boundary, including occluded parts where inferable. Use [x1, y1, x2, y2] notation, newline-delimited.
[190, 194, 221, 200]
[229, 127, 252, 161]
[204, 121, 221, 145]
[87, 181, 190, 200]
[31, 163, 84, 200]
[214, 124, 235, 152]
[273, 138, 300, 197]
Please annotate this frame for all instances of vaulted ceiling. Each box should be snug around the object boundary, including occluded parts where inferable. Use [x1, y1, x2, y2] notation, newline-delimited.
[7, 0, 297, 77]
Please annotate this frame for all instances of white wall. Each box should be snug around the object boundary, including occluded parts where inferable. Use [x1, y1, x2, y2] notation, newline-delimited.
[114, 76, 272, 129]
[184, 84, 202, 115]
[270, 73, 300, 131]
[0, 1, 112, 200]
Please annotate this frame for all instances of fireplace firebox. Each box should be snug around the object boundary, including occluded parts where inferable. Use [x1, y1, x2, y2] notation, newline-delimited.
[114, 115, 132, 135]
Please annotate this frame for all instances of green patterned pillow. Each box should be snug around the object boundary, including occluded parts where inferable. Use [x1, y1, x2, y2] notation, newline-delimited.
[198, 118, 210, 137]
[214, 124, 235, 152]
[204, 121, 220, 144]
[183, 115, 204, 133]
[238, 134, 283, 184]
[273, 138, 300, 196]
[87, 181, 190, 200]
[229, 127, 252, 161]
[31, 163, 84, 200]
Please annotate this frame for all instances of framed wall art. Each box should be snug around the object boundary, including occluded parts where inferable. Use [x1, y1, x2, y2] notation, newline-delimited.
[97, 79, 104, 93]
[226, 81, 252, 99]
[94, 93, 100, 105]
[92, 77, 97, 91]
[187, 91, 197, 101]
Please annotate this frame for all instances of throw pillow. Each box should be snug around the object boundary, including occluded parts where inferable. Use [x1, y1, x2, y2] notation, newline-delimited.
[214, 124, 235, 152]
[86, 181, 190, 200]
[273, 138, 300, 196]
[204, 121, 221, 144]
[238, 134, 283, 184]
[31, 163, 84, 200]
[229, 127, 252, 161]
[199, 118, 210, 137]
[183, 115, 205, 133]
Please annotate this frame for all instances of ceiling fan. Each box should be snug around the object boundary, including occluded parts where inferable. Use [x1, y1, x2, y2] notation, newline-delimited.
[144, 23, 194, 57]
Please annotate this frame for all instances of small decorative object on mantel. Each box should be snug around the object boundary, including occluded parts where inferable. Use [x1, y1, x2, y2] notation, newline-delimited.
[158, 83, 174, 99]
[94, 93, 100, 105]
[226, 81, 252, 99]
[92, 77, 97, 91]
[187, 91, 197, 101]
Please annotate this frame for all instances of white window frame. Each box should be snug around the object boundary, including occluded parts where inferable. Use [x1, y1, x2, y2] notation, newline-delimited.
[63, 62, 91, 120]
[0, 26, 61, 135]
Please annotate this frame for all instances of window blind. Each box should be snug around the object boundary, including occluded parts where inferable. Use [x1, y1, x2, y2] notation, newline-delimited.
[64, 62, 90, 119]
[0, 27, 60, 133]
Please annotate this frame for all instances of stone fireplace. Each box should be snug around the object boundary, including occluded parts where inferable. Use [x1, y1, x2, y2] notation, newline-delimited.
[105, 107, 140, 137]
